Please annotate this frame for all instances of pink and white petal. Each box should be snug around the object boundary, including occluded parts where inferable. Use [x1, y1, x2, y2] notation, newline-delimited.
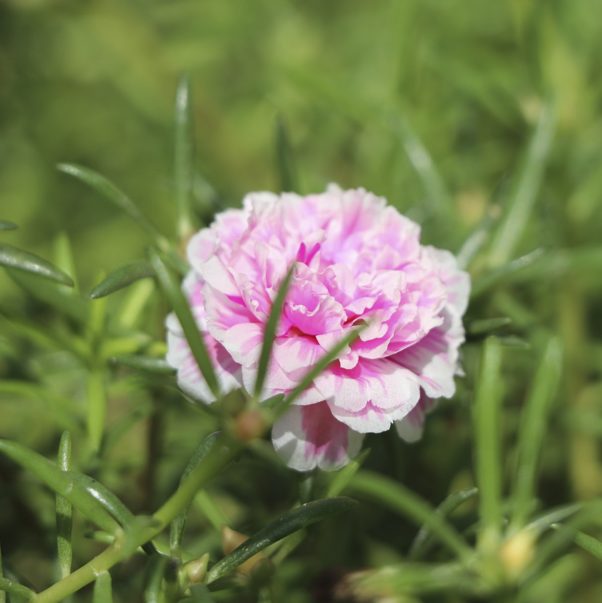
[314, 358, 420, 413]
[272, 336, 324, 375]
[217, 322, 264, 368]
[390, 310, 464, 399]
[271, 402, 364, 471]
[327, 399, 411, 434]
[423, 246, 471, 317]
[395, 394, 437, 443]
[166, 331, 242, 403]
[244, 362, 325, 406]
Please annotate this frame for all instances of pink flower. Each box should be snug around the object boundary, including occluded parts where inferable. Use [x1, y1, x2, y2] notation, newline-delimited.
[166, 185, 470, 471]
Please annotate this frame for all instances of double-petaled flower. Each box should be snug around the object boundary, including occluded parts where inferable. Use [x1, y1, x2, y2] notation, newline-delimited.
[167, 186, 470, 471]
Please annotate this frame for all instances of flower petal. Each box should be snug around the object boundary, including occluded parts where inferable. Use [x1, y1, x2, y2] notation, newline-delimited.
[395, 394, 437, 442]
[271, 402, 364, 471]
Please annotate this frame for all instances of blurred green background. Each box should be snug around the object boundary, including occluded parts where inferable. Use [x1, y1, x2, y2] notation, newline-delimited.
[1, 0, 600, 281]
[2, 0, 602, 601]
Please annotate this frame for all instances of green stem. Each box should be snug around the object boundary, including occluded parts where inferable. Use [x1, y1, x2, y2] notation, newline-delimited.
[34, 437, 238, 603]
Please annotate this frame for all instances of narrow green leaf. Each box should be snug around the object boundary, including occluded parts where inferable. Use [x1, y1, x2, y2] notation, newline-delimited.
[274, 325, 366, 419]
[0, 244, 73, 286]
[57, 163, 168, 249]
[56, 432, 73, 581]
[254, 264, 296, 398]
[149, 249, 219, 399]
[54, 232, 79, 292]
[174, 75, 195, 240]
[527, 503, 582, 535]
[348, 471, 472, 563]
[391, 114, 453, 219]
[409, 488, 478, 560]
[110, 355, 175, 374]
[487, 103, 555, 267]
[471, 248, 544, 297]
[0, 439, 117, 533]
[572, 531, 602, 562]
[274, 116, 298, 192]
[90, 261, 153, 299]
[170, 432, 221, 554]
[92, 572, 112, 603]
[0, 574, 35, 602]
[456, 213, 496, 269]
[0, 220, 17, 231]
[511, 337, 562, 528]
[206, 497, 356, 583]
[473, 337, 504, 552]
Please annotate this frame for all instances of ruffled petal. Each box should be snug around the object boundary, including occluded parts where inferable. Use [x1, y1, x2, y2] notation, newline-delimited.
[272, 402, 364, 471]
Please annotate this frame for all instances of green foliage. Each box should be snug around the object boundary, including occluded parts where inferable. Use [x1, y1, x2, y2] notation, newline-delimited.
[1, 1, 602, 602]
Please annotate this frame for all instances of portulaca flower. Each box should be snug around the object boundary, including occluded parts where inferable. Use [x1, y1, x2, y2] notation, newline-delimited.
[166, 186, 470, 471]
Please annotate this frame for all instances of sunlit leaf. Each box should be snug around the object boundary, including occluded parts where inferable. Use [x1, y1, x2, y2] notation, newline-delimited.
[57, 163, 168, 249]
[90, 261, 153, 299]
[0, 244, 73, 286]
[473, 337, 504, 552]
[174, 75, 195, 240]
[487, 103, 556, 267]
[511, 336, 562, 528]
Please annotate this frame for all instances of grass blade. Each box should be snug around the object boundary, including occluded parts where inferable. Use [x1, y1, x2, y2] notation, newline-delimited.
[473, 337, 504, 553]
[174, 75, 195, 240]
[206, 497, 356, 583]
[149, 249, 220, 399]
[0, 571, 35, 602]
[92, 572, 112, 603]
[511, 337, 562, 529]
[487, 103, 555, 267]
[409, 488, 478, 560]
[57, 163, 168, 249]
[169, 432, 220, 554]
[471, 248, 544, 297]
[348, 471, 472, 563]
[391, 114, 453, 220]
[253, 263, 296, 398]
[0, 439, 118, 533]
[56, 432, 73, 581]
[275, 116, 298, 192]
[0, 244, 73, 286]
[90, 261, 153, 299]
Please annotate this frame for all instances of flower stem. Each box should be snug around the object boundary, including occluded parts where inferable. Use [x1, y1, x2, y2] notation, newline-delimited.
[34, 437, 238, 603]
